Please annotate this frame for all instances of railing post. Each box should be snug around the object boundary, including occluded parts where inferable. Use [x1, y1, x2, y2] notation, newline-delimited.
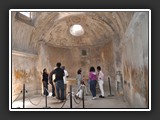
[70, 85, 72, 108]
[43, 83, 50, 108]
[82, 85, 85, 108]
[23, 84, 25, 108]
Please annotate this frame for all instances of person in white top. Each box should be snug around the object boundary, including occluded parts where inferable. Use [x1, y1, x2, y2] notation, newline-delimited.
[97, 66, 105, 98]
[62, 66, 69, 99]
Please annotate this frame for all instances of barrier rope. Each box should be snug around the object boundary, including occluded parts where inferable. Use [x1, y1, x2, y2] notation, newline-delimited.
[60, 94, 70, 108]
[26, 87, 49, 106]
[12, 90, 22, 103]
[73, 96, 81, 104]
[12, 85, 84, 108]
[45, 87, 50, 94]
[26, 95, 44, 106]
[24, 86, 58, 107]
[72, 85, 85, 104]
[26, 87, 67, 108]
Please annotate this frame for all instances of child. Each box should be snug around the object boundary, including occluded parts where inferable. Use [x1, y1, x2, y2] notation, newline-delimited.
[75, 80, 88, 99]
[76, 68, 82, 88]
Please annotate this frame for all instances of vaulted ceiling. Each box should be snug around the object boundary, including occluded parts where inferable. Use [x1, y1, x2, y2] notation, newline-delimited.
[12, 11, 135, 53]
[29, 11, 134, 47]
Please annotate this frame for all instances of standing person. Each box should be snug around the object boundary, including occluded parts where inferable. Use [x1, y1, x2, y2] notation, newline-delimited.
[42, 68, 49, 96]
[89, 66, 97, 100]
[51, 62, 65, 102]
[76, 68, 82, 88]
[97, 66, 105, 98]
[49, 67, 56, 97]
[61, 66, 69, 99]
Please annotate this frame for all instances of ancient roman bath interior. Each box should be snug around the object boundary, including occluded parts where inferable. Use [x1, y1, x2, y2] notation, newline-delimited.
[10, 10, 149, 109]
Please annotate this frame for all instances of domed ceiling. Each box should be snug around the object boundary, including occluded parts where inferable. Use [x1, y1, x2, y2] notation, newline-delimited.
[29, 12, 134, 47]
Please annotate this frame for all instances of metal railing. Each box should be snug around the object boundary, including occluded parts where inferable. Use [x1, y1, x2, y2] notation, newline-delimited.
[12, 83, 85, 109]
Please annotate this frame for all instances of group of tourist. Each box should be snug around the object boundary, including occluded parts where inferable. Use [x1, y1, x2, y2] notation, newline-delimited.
[42, 62, 68, 102]
[75, 66, 105, 100]
[42, 62, 105, 102]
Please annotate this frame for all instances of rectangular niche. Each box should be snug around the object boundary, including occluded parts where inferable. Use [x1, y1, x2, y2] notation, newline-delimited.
[82, 49, 87, 56]
[80, 48, 89, 57]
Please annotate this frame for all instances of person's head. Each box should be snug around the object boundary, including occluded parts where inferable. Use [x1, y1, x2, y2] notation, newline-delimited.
[61, 66, 65, 70]
[43, 68, 47, 73]
[77, 69, 81, 74]
[90, 66, 95, 72]
[56, 62, 61, 68]
[81, 80, 85, 85]
[97, 66, 101, 72]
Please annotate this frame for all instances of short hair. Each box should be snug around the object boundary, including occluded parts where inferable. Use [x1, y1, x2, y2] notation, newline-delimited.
[90, 66, 95, 72]
[56, 62, 61, 68]
[97, 66, 101, 70]
[77, 69, 81, 74]
[43, 68, 46, 73]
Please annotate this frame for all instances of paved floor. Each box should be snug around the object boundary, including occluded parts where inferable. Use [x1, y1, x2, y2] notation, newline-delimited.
[11, 81, 130, 110]
[11, 91, 130, 110]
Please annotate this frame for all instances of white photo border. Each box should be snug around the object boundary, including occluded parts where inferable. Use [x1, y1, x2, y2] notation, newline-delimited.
[9, 9, 151, 111]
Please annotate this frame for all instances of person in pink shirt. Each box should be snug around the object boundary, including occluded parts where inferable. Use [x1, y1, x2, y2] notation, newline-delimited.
[89, 66, 97, 100]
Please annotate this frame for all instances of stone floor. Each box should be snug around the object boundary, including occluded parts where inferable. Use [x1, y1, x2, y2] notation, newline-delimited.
[11, 91, 130, 110]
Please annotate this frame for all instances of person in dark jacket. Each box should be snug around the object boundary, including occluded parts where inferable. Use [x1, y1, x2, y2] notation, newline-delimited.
[42, 68, 49, 96]
[50, 62, 65, 102]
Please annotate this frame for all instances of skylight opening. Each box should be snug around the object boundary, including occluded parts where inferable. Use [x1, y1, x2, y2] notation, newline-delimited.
[70, 24, 84, 37]
[19, 12, 31, 18]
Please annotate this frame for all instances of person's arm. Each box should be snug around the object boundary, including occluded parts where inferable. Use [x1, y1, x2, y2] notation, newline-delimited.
[99, 71, 104, 80]
[42, 73, 47, 86]
[63, 70, 65, 77]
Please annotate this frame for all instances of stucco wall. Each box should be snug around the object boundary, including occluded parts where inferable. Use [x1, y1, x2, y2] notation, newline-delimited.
[11, 11, 149, 108]
[12, 50, 40, 101]
[120, 12, 149, 108]
[12, 12, 37, 54]
[36, 41, 115, 95]
[43, 41, 115, 95]
[100, 41, 116, 95]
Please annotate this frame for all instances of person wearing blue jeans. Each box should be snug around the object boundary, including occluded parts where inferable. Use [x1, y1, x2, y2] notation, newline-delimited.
[90, 80, 97, 98]
[52, 62, 65, 102]
[56, 80, 64, 100]
[89, 66, 97, 100]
